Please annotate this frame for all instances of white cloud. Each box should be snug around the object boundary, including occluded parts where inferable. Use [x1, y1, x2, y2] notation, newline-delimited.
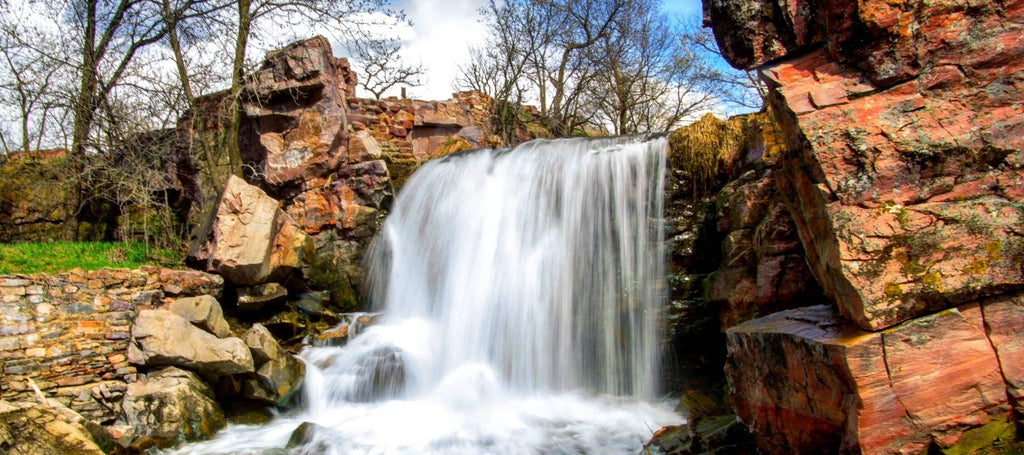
[377, 0, 491, 100]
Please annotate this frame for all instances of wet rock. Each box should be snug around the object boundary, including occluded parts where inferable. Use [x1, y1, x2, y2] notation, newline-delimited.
[726, 303, 1016, 454]
[0, 400, 108, 455]
[237, 283, 288, 312]
[188, 175, 312, 286]
[122, 367, 226, 449]
[286, 421, 331, 453]
[348, 346, 406, 402]
[128, 309, 254, 376]
[242, 324, 305, 407]
[167, 295, 231, 338]
[644, 415, 756, 455]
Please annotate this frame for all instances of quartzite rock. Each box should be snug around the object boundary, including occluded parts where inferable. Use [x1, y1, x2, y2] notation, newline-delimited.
[168, 295, 231, 338]
[726, 303, 1019, 454]
[242, 324, 305, 407]
[128, 309, 254, 376]
[188, 175, 312, 286]
[0, 400, 107, 455]
[243, 35, 355, 185]
[237, 283, 289, 312]
[121, 367, 226, 448]
[707, 0, 1024, 331]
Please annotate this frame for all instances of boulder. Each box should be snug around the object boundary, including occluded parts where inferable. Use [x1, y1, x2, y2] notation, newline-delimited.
[0, 400, 108, 455]
[706, 0, 1024, 332]
[726, 303, 1019, 454]
[128, 309, 254, 376]
[188, 175, 312, 286]
[167, 295, 231, 338]
[286, 421, 332, 453]
[122, 367, 226, 449]
[242, 324, 305, 407]
[243, 35, 355, 185]
[237, 283, 288, 312]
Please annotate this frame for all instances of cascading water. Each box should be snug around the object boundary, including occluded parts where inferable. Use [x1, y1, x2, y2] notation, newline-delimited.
[173, 136, 683, 454]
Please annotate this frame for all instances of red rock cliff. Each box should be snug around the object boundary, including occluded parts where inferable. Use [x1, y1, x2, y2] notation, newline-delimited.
[704, 0, 1024, 453]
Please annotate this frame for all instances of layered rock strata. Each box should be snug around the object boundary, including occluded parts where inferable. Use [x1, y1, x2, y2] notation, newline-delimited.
[706, 0, 1024, 331]
[704, 0, 1024, 452]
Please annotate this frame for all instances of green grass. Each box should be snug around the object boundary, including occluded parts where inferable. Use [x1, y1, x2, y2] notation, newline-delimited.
[0, 241, 181, 274]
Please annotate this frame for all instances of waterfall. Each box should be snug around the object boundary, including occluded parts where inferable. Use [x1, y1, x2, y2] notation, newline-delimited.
[365, 135, 667, 399]
[172, 136, 681, 455]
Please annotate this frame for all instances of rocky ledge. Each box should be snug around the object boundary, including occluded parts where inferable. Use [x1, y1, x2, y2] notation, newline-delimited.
[700, 0, 1024, 453]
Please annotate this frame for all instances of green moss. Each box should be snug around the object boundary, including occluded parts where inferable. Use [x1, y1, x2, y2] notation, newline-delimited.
[884, 282, 904, 299]
[941, 418, 1018, 455]
[306, 252, 359, 313]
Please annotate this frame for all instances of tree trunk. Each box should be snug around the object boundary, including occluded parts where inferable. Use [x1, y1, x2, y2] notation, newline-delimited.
[224, 0, 251, 179]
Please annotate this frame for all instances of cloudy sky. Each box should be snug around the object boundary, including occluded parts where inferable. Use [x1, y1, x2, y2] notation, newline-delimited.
[341, 0, 708, 101]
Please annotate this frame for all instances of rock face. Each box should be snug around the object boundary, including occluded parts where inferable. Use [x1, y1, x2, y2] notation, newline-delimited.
[121, 367, 226, 449]
[127, 309, 254, 376]
[188, 175, 312, 286]
[242, 36, 355, 186]
[726, 300, 1022, 454]
[708, 0, 1024, 331]
[701, 1, 1024, 453]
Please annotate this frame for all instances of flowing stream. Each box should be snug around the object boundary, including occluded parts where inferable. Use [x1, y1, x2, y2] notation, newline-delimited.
[173, 136, 682, 454]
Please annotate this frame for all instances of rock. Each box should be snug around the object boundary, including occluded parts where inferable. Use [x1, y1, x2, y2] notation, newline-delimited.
[188, 175, 312, 286]
[0, 400, 108, 455]
[707, 0, 1024, 331]
[313, 323, 349, 347]
[128, 309, 255, 376]
[122, 367, 226, 449]
[243, 36, 354, 185]
[237, 283, 288, 312]
[167, 295, 231, 338]
[643, 415, 756, 455]
[726, 303, 1017, 454]
[348, 346, 406, 402]
[286, 421, 331, 453]
[242, 324, 305, 407]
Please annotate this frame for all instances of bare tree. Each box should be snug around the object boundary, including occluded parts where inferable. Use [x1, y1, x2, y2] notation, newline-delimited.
[586, 0, 724, 134]
[678, 15, 765, 112]
[350, 38, 424, 100]
[0, 6, 72, 157]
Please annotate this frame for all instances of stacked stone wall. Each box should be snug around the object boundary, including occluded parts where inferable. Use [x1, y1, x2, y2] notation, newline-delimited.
[0, 267, 222, 424]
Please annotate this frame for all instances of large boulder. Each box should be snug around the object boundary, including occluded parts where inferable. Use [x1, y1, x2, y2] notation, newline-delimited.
[167, 295, 231, 338]
[188, 175, 312, 286]
[0, 400, 108, 455]
[243, 35, 355, 186]
[242, 324, 305, 407]
[122, 367, 226, 449]
[127, 309, 254, 376]
[726, 301, 1023, 454]
[705, 0, 1024, 332]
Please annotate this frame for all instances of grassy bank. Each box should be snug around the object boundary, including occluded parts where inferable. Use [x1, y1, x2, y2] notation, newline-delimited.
[0, 242, 180, 274]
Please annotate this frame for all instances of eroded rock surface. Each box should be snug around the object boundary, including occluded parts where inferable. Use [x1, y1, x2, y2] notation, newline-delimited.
[168, 295, 231, 338]
[709, 0, 1024, 331]
[122, 366, 226, 449]
[726, 300, 1023, 454]
[188, 175, 312, 286]
[128, 309, 254, 376]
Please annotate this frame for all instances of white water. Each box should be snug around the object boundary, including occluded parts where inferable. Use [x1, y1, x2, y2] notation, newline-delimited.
[173, 136, 681, 454]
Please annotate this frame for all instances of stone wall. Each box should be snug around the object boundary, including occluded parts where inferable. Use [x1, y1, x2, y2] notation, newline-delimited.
[0, 268, 222, 424]
[703, 0, 1024, 452]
